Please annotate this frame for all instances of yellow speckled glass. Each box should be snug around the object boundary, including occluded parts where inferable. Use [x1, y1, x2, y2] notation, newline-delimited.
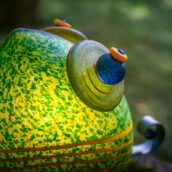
[0, 28, 133, 171]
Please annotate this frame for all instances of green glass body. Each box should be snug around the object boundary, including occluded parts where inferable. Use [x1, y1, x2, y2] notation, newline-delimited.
[0, 28, 133, 171]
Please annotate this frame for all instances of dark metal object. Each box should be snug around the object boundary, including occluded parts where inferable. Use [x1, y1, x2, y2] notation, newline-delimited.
[132, 115, 165, 156]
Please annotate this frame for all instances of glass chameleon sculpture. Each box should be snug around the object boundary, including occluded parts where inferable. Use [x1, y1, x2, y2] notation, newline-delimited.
[0, 19, 165, 171]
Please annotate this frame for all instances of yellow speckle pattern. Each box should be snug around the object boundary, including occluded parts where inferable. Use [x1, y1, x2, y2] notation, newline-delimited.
[0, 28, 133, 171]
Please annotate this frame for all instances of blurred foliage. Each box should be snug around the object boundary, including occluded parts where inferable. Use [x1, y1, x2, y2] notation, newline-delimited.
[0, 0, 39, 29]
[0, 0, 172, 162]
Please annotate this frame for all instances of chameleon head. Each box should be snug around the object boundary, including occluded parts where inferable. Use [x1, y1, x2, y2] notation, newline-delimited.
[44, 19, 128, 111]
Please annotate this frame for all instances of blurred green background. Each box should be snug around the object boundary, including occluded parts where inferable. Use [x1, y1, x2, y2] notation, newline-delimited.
[0, 0, 172, 171]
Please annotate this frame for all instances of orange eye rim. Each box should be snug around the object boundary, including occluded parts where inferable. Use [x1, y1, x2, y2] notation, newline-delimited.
[53, 19, 72, 28]
[109, 47, 128, 62]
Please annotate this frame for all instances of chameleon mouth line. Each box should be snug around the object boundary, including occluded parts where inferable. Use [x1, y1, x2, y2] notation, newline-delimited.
[0, 121, 133, 153]
[0, 149, 132, 171]
[0, 137, 133, 162]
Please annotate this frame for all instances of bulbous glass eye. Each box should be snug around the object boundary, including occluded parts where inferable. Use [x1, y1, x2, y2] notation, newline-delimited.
[66, 40, 127, 112]
[96, 53, 126, 85]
